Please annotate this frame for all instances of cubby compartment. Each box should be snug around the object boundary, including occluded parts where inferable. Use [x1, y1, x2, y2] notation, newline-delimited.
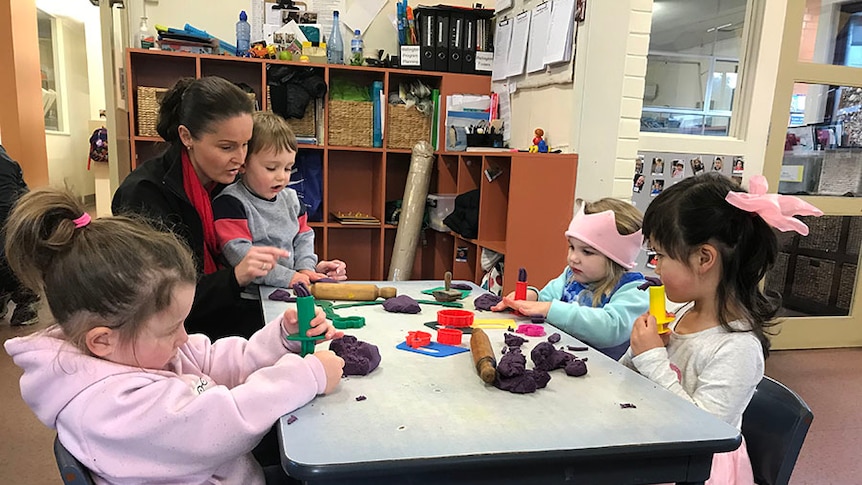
[327, 150, 383, 225]
[128, 50, 197, 89]
[132, 140, 167, 167]
[383, 228, 453, 280]
[478, 156, 510, 250]
[200, 57, 264, 109]
[329, 228, 381, 280]
[386, 73, 440, 150]
[327, 69, 383, 148]
[452, 238, 479, 282]
[458, 155, 483, 193]
[436, 155, 459, 193]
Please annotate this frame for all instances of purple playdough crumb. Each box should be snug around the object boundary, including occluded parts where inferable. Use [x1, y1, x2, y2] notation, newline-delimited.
[531, 315, 546, 324]
[548, 333, 561, 344]
[531, 342, 575, 372]
[355, 395, 367, 401]
[565, 359, 588, 377]
[268, 289, 295, 302]
[329, 335, 381, 376]
[293, 282, 312, 297]
[450, 283, 472, 290]
[316, 277, 338, 283]
[286, 415, 298, 424]
[382, 294, 421, 314]
[567, 345, 588, 352]
[503, 333, 528, 348]
[474, 293, 503, 311]
[619, 403, 637, 409]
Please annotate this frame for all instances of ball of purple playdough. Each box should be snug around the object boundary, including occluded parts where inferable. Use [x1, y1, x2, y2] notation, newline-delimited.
[329, 335, 381, 376]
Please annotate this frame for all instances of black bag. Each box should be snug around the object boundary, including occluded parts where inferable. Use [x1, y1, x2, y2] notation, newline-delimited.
[443, 189, 480, 239]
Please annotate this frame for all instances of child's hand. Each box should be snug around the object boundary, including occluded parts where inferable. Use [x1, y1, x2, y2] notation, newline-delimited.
[313, 350, 345, 394]
[289, 271, 312, 288]
[630, 312, 667, 356]
[499, 297, 551, 317]
[316, 259, 347, 281]
[490, 291, 516, 311]
[282, 306, 345, 341]
[235, 246, 289, 286]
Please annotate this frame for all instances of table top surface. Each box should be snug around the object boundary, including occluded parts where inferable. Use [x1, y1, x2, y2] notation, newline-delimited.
[261, 281, 740, 477]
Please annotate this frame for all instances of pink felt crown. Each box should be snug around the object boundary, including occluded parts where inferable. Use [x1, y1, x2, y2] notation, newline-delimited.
[565, 203, 643, 269]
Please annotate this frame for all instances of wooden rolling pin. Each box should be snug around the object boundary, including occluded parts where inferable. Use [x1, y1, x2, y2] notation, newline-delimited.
[310, 282, 397, 301]
[470, 328, 497, 384]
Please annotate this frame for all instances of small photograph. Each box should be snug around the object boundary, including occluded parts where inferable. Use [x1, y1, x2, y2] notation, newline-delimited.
[651, 157, 664, 176]
[455, 246, 469, 263]
[633, 173, 646, 193]
[650, 179, 665, 196]
[712, 156, 724, 172]
[299, 11, 318, 24]
[690, 157, 704, 175]
[671, 159, 685, 179]
[732, 157, 744, 174]
[635, 155, 644, 174]
[646, 251, 658, 269]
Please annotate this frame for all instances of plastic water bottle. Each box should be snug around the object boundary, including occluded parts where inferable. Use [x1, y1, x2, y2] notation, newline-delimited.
[327, 11, 344, 64]
[350, 29, 363, 66]
[236, 11, 251, 58]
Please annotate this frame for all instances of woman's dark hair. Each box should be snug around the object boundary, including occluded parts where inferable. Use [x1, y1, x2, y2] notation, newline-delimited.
[156, 76, 255, 145]
[5, 188, 197, 353]
[642, 172, 779, 356]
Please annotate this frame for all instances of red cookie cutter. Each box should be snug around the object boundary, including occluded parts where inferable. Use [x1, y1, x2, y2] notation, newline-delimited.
[437, 327, 463, 345]
[437, 309, 474, 327]
[516, 324, 546, 337]
[406, 330, 432, 348]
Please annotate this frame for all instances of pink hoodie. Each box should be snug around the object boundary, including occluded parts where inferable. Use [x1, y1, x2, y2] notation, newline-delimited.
[4, 316, 327, 485]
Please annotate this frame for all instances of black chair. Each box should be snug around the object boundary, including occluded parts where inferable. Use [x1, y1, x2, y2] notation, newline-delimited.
[54, 435, 95, 485]
[741, 376, 814, 485]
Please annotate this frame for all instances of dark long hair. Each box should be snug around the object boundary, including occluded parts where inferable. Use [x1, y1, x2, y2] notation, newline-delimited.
[642, 172, 779, 357]
[156, 76, 254, 147]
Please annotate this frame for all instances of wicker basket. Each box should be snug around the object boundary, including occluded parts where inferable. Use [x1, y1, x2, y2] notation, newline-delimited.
[387, 104, 432, 149]
[266, 86, 317, 137]
[328, 99, 373, 147]
[137, 86, 168, 137]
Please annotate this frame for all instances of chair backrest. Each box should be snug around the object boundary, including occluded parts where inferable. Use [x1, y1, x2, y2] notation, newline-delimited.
[741, 376, 814, 485]
[54, 435, 95, 485]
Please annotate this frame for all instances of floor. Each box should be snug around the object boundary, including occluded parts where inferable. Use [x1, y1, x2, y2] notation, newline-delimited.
[0, 304, 859, 484]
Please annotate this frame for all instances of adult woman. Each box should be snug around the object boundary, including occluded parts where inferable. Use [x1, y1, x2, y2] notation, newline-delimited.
[113, 77, 343, 340]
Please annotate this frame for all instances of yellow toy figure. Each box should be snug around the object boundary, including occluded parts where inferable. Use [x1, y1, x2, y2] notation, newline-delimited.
[648, 285, 675, 334]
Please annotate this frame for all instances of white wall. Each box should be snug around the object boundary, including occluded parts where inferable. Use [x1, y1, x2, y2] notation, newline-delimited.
[126, 0, 474, 61]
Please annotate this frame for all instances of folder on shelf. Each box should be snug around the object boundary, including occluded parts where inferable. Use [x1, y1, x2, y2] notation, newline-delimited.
[463, 13, 477, 74]
[417, 9, 436, 71]
[448, 12, 464, 74]
[372, 81, 384, 148]
[434, 12, 450, 72]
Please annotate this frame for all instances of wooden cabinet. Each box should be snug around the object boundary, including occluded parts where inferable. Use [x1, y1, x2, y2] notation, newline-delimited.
[124, 49, 577, 290]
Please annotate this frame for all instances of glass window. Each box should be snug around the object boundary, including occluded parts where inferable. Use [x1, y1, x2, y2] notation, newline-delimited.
[780, 82, 862, 197]
[641, 0, 749, 136]
[799, 0, 862, 66]
[38, 10, 63, 132]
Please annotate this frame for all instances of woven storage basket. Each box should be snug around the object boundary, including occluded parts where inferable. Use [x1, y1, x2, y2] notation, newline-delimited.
[328, 99, 373, 147]
[266, 86, 316, 137]
[387, 104, 432, 149]
[137, 86, 168, 137]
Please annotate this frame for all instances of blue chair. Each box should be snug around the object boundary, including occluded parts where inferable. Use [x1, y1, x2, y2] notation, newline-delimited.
[54, 435, 94, 485]
[742, 376, 814, 485]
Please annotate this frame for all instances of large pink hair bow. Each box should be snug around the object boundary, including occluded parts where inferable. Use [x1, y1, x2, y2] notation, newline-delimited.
[725, 175, 823, 235]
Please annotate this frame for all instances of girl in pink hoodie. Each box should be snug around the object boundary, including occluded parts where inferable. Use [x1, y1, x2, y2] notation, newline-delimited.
[4, 188, 345, 485]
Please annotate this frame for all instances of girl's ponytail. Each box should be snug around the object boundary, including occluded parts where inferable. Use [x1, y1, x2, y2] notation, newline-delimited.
[156, 77, 195, 143]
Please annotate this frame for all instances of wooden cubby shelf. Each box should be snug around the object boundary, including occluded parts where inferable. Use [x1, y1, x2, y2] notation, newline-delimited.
[125, 49, 578, 289]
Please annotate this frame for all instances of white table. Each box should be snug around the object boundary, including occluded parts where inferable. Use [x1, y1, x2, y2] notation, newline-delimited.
[261, 281, 740, 485]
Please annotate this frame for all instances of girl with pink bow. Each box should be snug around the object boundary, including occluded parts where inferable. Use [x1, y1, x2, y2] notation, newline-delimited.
[620, 173, 822, 485]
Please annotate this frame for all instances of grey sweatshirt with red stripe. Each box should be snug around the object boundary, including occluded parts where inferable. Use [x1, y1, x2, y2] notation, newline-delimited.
[213, 181, 318, 289]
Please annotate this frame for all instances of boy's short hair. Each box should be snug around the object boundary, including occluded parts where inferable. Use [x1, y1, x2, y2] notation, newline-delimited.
[248, 111, 298, 157]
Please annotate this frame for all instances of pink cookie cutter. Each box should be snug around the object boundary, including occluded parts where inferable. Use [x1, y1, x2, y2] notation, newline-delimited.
[515, 324, 546, 337]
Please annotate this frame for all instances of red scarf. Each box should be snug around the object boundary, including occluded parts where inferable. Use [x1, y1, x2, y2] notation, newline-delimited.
[181, 149, 219, 274]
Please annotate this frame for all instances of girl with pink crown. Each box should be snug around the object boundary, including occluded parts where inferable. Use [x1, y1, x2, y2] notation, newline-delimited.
[620, 173, 822, 484]
[492, 198, 649, 360]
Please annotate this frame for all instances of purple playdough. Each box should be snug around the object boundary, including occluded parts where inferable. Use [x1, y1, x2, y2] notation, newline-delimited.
[530, 315, 546, 324]
[531, 342, 575, 372]
[382, 294, 421, 314]
[503, 333, 528, 348]
[547, 333, 561, 344]
[329, 335, 381, 376]
[565, 359, 588, 377]
[268, 289, 295, 302]
[496, 348, 527, 377]
[474, 293, 502, 311]
[493, 348, 551, 394]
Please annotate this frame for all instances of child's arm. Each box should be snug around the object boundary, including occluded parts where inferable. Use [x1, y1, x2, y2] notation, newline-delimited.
[212, 193, 255, 268]
[537, 269, 569, 302]
[545, 280, 648, 348]
[629, 335, 764, 427]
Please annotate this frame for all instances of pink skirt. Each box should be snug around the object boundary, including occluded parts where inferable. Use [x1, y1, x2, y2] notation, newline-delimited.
[654, 437, 754, 485]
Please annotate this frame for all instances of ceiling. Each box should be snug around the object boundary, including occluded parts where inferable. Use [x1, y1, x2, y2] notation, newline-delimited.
[650, 0, 748, 54]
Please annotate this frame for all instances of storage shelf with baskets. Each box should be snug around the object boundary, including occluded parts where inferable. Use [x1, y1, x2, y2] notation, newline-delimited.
[124, 49, 578, 291]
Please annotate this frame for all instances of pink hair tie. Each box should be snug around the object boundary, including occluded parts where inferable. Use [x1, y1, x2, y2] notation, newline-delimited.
[73, 213, 91, 228]
[725, 175, 823, 235]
